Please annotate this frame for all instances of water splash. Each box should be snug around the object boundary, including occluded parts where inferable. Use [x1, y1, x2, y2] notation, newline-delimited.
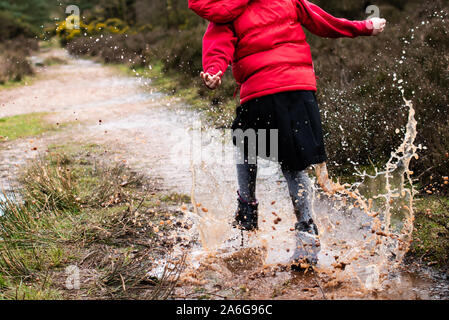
[311, 91, 419, 290]
[91, 52, 442, 297]
[176, 90, 421, 294]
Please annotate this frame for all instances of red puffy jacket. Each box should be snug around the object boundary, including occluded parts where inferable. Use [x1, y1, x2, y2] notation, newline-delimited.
[189, 0, 373, 104]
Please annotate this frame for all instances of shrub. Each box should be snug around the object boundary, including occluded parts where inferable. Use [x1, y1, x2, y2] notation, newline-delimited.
[0, 11, 38, 41]
[310, 1, 449, 189]
[56, 17, 131, 46]
[0, 37, 37, 84]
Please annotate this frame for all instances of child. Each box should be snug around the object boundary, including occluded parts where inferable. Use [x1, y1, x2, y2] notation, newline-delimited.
[189, 0, 386, 264]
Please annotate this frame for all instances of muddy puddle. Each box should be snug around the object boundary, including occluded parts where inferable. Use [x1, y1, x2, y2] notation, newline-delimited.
[87, 83, 448, 299]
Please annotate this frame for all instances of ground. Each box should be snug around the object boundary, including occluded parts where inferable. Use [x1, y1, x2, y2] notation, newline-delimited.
[0, 46, 448, 300]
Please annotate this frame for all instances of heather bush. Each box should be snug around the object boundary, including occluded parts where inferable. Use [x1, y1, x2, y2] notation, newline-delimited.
[0, 37, 37, 84]
[309, 1, 449, 187]
[312, 0, 408, 18]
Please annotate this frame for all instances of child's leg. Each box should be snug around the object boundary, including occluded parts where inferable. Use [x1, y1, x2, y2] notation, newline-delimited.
[283, 168, 320, 265]
[234, 154, 259, 231]
[281, 167, 316, 231]
[236, 162, 257, 203]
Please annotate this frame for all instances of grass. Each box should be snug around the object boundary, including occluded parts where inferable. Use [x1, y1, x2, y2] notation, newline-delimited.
[0, 113, 59, 143]
[0, 144, 190, 300]
[42, 56, 68, 67]
[409, 194, 449, 269]
[39, 38, 61, 51]
[0, 76, 34, 91]
[334, 168, 449, 269]
[0, 277, 63, 300]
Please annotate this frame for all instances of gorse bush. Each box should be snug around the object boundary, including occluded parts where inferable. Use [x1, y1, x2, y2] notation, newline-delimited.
[56, 17, 130, 45]
[66, 32, 151, 67]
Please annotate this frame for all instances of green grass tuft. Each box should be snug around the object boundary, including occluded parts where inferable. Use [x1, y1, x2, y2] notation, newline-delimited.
[410, 196, 449, 268]
[0, 113, 58, 142]
[42, 56, 68, 67]
[0, 76, 34, 91]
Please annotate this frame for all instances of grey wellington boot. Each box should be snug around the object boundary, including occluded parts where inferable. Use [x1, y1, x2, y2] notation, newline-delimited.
[291, 219, 320, 269]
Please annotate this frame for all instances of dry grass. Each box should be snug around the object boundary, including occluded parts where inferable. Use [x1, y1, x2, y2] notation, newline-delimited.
[0, 146, 191, 300]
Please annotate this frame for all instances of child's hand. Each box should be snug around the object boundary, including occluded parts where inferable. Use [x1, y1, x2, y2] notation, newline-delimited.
[370, 17, 386, 36]
[200, 71, 222, 90]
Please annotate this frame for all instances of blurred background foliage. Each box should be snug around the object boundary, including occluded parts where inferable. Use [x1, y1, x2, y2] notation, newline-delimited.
[0, 0, 448, 193]
[0, 0, 52, 39]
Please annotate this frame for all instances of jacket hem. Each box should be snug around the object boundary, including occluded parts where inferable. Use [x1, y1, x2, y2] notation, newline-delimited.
[240, 84, 317, 105]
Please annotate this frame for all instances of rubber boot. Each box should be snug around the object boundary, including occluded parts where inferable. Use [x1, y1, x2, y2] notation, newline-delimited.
[291, 219, 320, 269]
[232, 195, 258, 231]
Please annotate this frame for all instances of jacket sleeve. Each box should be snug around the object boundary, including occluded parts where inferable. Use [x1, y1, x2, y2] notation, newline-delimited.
[202, 22, 237, 78]
[296, 0, 373, 38]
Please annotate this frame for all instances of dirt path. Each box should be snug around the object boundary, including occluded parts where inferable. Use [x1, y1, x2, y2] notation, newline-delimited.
[1, 48, 447, 300]
[0, 48, 174, 189]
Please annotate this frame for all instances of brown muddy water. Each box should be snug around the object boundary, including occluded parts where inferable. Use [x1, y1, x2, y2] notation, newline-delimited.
[0, 52, 448, 299]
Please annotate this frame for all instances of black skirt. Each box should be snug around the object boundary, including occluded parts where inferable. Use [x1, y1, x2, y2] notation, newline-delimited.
[231, 90, 327, 171]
